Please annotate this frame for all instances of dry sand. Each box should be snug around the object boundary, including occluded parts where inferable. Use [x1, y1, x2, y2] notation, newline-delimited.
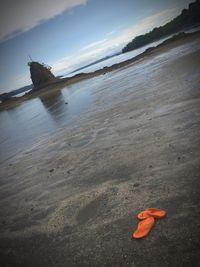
[0, 34, 200, 266]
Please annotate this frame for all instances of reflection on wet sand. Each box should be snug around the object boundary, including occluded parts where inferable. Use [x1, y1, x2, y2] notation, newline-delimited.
[0, 80, 95, 163]
[39, 91, 68, 121]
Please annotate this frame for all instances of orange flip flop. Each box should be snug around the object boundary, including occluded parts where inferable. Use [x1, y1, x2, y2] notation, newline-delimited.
[133, 216, 155, 239]
[138, 208, 166, 220]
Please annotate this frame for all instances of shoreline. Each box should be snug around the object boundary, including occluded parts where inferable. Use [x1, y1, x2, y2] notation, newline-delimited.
[0, 30, 200, 266]
[1, 30, 200, 111]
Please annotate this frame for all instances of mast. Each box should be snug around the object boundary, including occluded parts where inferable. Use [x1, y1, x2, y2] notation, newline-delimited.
[28, 55, 33, 62]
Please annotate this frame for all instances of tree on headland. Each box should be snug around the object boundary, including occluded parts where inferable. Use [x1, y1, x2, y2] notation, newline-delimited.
[122, 0, 200, 53]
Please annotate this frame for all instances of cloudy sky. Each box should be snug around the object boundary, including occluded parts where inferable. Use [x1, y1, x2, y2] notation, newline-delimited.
[0, 0, 192, 93]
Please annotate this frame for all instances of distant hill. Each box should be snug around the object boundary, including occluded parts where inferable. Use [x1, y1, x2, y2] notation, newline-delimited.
[0, 84, 32, 102]
[68, 52, 121, 75]
[122, 0, 200, 53]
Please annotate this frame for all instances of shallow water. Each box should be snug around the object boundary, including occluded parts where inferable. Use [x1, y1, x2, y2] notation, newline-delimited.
[0, 37, 199, 164]
[0, 77, 102, 163]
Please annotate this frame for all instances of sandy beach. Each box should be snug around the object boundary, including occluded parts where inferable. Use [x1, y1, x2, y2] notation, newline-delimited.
[0, 31, 199, 111]
[0, 33, 200, 267]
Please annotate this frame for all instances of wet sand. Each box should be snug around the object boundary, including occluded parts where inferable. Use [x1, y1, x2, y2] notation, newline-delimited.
[0, 34, 200, 266]
[0, 31, 200, 112]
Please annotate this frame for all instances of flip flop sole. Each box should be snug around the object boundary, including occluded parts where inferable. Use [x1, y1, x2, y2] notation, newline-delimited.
[138, 208, 166, 219]
[133, 216, 155, 239]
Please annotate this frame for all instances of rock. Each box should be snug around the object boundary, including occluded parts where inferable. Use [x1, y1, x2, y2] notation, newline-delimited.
[28, 61, 58, 90]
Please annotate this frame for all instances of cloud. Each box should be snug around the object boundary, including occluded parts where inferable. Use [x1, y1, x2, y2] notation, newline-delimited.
[80, 39, 108, 52]
[0, 0, 88, 41]
[51, 55, 74, 73]
[4, 6, 181, 92]
[50, 6, 181, 77]
[106, 30, 116, 36]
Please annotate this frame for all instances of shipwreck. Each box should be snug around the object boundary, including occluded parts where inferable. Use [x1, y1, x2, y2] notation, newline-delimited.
[28, 61, 59, 90]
